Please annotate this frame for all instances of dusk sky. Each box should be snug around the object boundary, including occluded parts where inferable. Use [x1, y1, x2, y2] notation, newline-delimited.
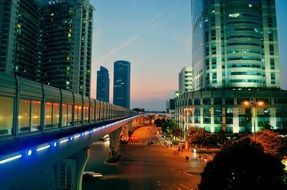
[90, 0, 287, 111]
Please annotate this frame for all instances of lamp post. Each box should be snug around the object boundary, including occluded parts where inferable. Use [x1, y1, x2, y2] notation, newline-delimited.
[183, 107, 193, 149]
[242, 100, 265, 142]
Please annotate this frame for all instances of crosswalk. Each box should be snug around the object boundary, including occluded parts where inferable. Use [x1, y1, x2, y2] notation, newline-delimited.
[125, 142, 162, 146]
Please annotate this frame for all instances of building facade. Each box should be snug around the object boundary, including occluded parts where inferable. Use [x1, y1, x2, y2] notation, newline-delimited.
[0, 0, 94, 97]
[113, 60, 130, 108]
[175, 0, 286, 134]
[175, 89, 287, 133]
[191, 0, 279, 90]
[179, 66, 193, 95]
[96, 66, 109, 102]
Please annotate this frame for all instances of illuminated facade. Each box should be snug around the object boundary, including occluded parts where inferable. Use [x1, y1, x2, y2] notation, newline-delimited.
[0, 0, 94, 97]
[191, 0, 279, 90]
[175, 89, 287, 133]
[175, 0, 286, 133]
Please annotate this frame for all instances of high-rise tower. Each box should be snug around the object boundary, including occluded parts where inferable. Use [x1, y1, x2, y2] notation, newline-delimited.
[42, 0, 94, 97]
[0, 0, 94, 97]
[191, 0, 279, 90]
[113, 60, 130, 109]
[96, 66, 109, 102]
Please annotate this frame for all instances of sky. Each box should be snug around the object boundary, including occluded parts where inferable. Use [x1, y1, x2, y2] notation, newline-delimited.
[90, 0, 287, 111]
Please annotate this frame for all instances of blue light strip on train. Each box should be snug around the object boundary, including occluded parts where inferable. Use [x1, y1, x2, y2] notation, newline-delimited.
[36, 144, 51, 152]
[0, 116, 137, 165]
[0, 154, 22, 164]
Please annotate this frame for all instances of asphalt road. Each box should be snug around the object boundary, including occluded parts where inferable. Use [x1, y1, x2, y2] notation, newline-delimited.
[83, 126, 205, 190]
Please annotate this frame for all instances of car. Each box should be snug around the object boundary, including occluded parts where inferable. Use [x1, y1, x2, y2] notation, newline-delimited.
[82, 171, 102, 181]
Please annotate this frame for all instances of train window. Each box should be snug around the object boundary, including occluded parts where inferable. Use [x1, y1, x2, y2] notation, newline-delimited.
[84, 106, 89, 122]
[19, 99, 30, 133]
[31, 100, 41, 131]
[62, 104, 68, 127]
[74, 105, 82, 125]
[90, 106, 94, 122]
[52, 102, 60, 128]
[67, 104, 72, 126]
[0, 96, 13, 136]
[45, 102, 52, 128]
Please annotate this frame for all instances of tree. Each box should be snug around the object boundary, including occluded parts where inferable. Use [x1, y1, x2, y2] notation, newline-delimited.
[188, 127, 206, 146]
[251, 129, 286, 158]
[216, 129, 228, 146]
[170, 127, 182, 139]
[154, 118, 177, 136]
[199, 138, 287, 190]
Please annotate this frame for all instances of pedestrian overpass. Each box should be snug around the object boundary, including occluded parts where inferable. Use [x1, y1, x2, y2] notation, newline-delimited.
[0, 72, 138, 189]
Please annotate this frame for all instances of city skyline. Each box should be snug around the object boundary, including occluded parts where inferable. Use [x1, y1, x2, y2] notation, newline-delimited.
[90, 0, 287, 111]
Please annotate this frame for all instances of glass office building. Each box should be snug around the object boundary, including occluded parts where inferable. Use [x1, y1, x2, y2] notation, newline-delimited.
[96, 66, 109, 102]
[191, 0, 279, 90]
[113, 60, 131, 109]
[175, 0, 286, 133]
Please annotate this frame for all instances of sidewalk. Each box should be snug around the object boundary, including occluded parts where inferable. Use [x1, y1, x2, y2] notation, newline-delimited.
[165, 143, 217, 162]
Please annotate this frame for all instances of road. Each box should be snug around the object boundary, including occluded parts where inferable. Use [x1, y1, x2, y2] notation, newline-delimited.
[83, 126, 205, 190]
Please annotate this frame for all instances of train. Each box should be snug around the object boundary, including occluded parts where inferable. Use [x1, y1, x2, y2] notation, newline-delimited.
[0, 72, 136, 138]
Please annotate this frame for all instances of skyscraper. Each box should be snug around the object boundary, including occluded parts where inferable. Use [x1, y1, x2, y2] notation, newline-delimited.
[191, 0, 279, 90]
[175, 0, 287, 134]
[178, 66, 193, 95]
[96, 66, 109, 102]
[0, 0, 94, 97]
[0, 0, 43, 81]
[42, 0, 94, 97]
[113, 60, 130, 109]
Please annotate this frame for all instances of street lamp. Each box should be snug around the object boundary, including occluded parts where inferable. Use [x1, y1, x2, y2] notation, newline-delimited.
[183, 107, 193, 149]
[242, 100, 265, 142]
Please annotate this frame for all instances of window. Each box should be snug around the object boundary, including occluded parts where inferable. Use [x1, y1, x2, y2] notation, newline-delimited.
[0, 96, 13, 136]
[226, 107, 233, 124]
[270, 59, 275, 69]
[53, 102, 60, 127]
[67, 104, 73, 126]
[31, 100, 41, 131]
[45, 102, 52, 129]
[269, 44, 274, 55]
[194, 108, 200, 123]
[214, 107, 222, 124]
[62, 104, 68, 127]
[214, 98, 222, 105]
[203, 107, 211, 124]
[203, 98, 211, 105]
[19, 99, 30, 132]
[194, 98, 201, 105]
[90, 106, 95, 121]
[74, 105, 82, 124]
[84, 106, 89, 122]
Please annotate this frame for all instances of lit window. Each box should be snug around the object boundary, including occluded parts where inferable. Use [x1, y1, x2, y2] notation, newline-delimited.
[229, 13, 240, 18]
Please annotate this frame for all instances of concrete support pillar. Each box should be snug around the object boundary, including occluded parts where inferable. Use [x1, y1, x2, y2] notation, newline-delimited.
[55, 148, 89, 190]
[109, 127, 122, 158]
